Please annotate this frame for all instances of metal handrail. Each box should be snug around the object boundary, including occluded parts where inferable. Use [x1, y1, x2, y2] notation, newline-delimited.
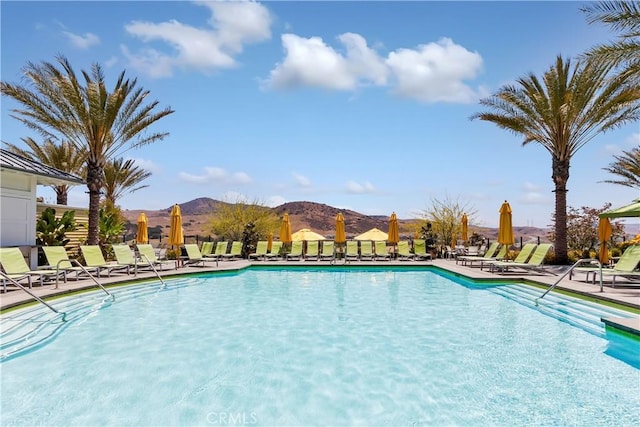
[55, 259, 113, 299]
[0, 271, 65, 319]
[536, 258, 603, 303]
[138, 253, 165, 286]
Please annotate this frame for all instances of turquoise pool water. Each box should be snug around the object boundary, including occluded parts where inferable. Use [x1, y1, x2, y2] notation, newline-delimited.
[1, 268, 639, 426]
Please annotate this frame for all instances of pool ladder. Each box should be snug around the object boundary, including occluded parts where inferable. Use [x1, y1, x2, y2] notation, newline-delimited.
[0, 271, 65, 318]
[137, 254, 166, 287]
[536, 258, 604, 304]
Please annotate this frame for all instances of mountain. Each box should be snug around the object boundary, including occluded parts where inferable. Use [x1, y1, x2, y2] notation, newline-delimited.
[121, 197, 550, 241]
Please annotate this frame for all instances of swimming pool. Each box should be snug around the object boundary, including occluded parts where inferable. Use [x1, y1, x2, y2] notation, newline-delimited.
[1, 267, 639, 426]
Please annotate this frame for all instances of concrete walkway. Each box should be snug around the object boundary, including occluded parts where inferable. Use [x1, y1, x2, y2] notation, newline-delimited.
[2, 258, 639, 330]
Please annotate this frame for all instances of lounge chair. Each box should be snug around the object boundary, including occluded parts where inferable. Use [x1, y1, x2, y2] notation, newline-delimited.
[463, 244, 508, 268]
[397, 241, 415, 260]
[220, 241, 243, 260]
[286, 241, 303, 261]
[249, 241, 268, 261]
[483, 243, 537, 271]
[359, 241, 375, 261]
[412, 240, 432, 261]
[136, 244, 176, 270]
[305, 240, 320, 261]
[570, 245, 640, 286]
[0, 247, 66, 290]
[319, 241, 335, 261]
[200, 241, 215, 257]
[182, 243, 218, 267]
[210, 241, 229, 260]
[345, 241, 359, 261]
[80, 245, 130, 276]
[456, 242, 499, 265]
[489, 243, 554, 274]
[112, 244, 154, 273]
[374, 241, 391, 261]
[42, 245, 100, 280]
[265, 241, 283, 260]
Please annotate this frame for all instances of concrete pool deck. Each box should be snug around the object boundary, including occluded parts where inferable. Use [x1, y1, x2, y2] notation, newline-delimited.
[2, 258, 639, 332]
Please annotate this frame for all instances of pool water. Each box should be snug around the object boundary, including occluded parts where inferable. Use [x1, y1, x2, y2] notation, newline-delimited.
[1, 268, 639, 426]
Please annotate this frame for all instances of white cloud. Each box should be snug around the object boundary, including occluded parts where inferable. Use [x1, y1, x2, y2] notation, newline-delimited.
[178, 166, 252, 185]
[345, 180, 376, 194]
[62, 31, 100, 49]
[519, 191, 549, 205]
[625, 132, 640, 148]
[386, 38, 484, 103]
[105, 56, 119, 67]
[266, 195, 287, 207]
[522, 181, 542, 192]
[265, 32, 388, 90]
[292, 172, 311, 187]
[265, 33, 484, 104]
[123, 1, 271, 78]
[128, 157, 161, 174]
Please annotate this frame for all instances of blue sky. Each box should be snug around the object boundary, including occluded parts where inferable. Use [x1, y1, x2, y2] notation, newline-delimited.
[2, 1, 639, 228]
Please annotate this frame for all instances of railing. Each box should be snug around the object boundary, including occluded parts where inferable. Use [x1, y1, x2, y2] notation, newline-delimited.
[536, 258, 603, 303]
[54, 259, 113, 299]
[137, 254, 166, 286]
[0, 271, 65, 319]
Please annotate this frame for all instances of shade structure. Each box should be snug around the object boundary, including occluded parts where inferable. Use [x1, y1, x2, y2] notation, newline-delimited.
[168, 204, 184, 247]
[279, 213, 292, 243]
[387, 212, 400, 244]
[335, 213, 346, 244]
[136, 212, 149, 244]
[355, 227, 388, 241]
[291, 228, 326, 241]
[461, 213, 468, 242]
[267, 232, 273, 252]
[498, 201, 514, 246]
[598, 217, 612, 264]
[599, 198, 640, 218]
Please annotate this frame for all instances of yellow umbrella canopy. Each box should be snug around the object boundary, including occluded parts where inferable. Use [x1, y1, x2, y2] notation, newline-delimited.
[136, 212, 149, 244]
[598, 217, 612, 264]
[387, 212, 400, 244]
[279, 213, 292, 243]
[291, 228, 326, 241]
[169, 204, 184, 247]
[461, 213, 468, 242]
[355, 227, 389, 241]
[335, 213, 346, 244]
[498, 201, 514, 246]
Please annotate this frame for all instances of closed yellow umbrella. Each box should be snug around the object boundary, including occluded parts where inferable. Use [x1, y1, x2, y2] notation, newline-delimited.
[388, 212, 399, 244]
[461, 213, 468, 243]
[498, 201, 514, 247]
[598, 217, 612, 264]
[335, 213, 346, 244]
[267, 231, 273, 252]
[136, 212, 149, 244]
[279, 213, 292, 244]
[169, 204, 184, 248]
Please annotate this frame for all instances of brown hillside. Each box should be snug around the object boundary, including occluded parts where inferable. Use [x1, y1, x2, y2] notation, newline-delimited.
[122, 197, 549, 243]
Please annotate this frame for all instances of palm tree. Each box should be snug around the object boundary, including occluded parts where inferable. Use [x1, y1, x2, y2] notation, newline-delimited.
[1, 55, 174, 244]
[582, 1, 640, 81]
[602, 147, 640, 189]
[103, 157, 152, 209]
[471, 55, 640, 263]
[3, 137, 86, 205]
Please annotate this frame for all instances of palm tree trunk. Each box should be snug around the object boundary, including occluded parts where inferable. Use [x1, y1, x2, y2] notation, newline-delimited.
[552, 157, 570, 264]
[55, 185, 68, 205]
[86, 161, 102, 245]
